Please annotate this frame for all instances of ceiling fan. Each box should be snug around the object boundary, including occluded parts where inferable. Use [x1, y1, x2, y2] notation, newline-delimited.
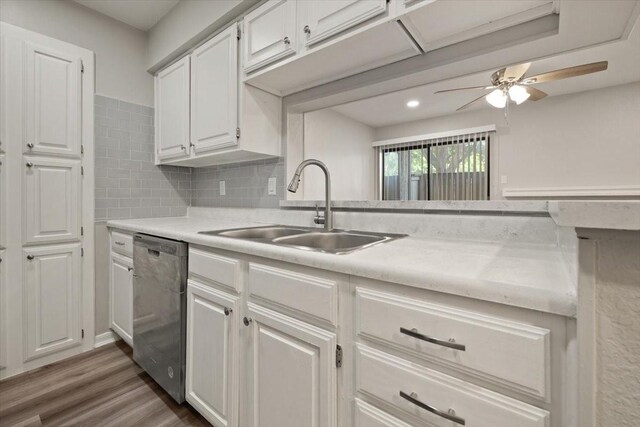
[435, 61, 608, 111]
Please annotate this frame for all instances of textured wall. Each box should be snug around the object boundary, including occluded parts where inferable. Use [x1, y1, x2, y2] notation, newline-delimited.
[95, 95, 191, 220]
[595, 233, 640, 426]
[191, 158, 285, 208]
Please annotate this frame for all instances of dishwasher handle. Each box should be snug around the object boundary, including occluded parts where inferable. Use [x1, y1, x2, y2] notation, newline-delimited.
[134, 234, 188, 257]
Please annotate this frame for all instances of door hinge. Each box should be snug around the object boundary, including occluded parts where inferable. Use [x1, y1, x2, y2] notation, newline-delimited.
[335, 345, 342, 368]
[81, 166, 84, 175]
[81, 61, 84, 73]
[237, 24, 241, 40]
[81, 226, 84, 236]
[81, 144, 84, 154]
[236, 127, 240, 139]
[81, 329, 85, 339]
[81, 247, 84, 257]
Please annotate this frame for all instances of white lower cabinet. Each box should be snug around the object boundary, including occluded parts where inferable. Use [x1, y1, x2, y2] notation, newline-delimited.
[245, 302, 337, 427]
[186, 280, 239, 427]
[23, 243, 82, 361]
[110, 252, 133, 346]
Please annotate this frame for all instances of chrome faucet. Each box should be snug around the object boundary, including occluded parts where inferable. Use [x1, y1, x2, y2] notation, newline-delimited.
[287, 159, 332, 231]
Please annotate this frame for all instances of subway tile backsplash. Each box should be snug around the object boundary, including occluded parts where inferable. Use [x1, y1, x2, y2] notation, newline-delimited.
[95, 95, 284, 220]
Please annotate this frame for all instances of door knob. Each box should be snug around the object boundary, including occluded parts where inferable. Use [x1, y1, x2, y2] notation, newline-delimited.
[27, 255, 34, 260]
[283, 36, 290, 45]
[26, 162, 34, 168]
[303, 25, 310, 34]
[224, 307, 232, 316]
[243, 317, 252, 326]
[27, 143, 34, 149]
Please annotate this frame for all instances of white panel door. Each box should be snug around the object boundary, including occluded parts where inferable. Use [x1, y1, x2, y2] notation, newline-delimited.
[155, 56, 190, 162]
[246, 303, 337, 427]
[24, 42, 81, 158]
[186, 280, 239, 427]
[190, 25, 238, 154]
[23, 156, 81, 244]
[299, 0, 387, 47]
[110, 252, 133, 346]
[23, 243, 82, 361]
[243, 0, 297, 73]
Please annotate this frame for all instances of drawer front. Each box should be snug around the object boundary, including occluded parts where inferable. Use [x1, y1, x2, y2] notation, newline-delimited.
[188, 248, 239, 292]
[356, 345, 549, 427]
[249, 263, 337, 325]
[111, 231, 133, 257]
[355, 288, 550, 399]
[355, 399, 411, 427]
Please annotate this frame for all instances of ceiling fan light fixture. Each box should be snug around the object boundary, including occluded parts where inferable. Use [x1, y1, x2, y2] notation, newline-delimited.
[508, 85, 530, 105]
[486, 89, 507, 108]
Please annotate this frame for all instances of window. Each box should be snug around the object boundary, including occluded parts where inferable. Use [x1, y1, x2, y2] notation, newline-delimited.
[378, 131, 490, 201]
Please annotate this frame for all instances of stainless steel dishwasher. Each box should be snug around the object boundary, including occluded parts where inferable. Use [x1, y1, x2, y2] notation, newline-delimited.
[132, 234, 188, 403]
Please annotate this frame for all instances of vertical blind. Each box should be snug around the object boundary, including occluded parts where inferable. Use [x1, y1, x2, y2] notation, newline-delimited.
[375, 130, 491, 201]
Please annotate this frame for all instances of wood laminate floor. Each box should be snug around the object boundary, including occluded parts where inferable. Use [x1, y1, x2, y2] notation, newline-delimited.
[0, 341, 209, 427]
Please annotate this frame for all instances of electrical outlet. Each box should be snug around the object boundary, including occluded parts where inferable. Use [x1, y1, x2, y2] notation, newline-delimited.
[219, 180, 226, 196]
[268, 177, 277, 195]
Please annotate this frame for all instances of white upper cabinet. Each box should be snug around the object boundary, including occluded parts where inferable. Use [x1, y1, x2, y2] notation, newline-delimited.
[23, 157, 81, 245]
[191, 25, 239, 154]
[23, 243, 82, 361]
[155, 56, 190, 162]
[24, 42, 81, 158]
[243, 0, 297, 73]
[299, 0, 387, 47]
[398, 0, 554, 52]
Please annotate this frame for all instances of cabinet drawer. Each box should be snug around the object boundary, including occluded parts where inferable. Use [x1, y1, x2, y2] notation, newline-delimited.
[188, 248, 239, 292]
[355, 288, 550, 399]
[356, 345, 549, 427]
[111, 231, 133, 257]
[249, 263, 337, 325]
[355, 398, 411, 427]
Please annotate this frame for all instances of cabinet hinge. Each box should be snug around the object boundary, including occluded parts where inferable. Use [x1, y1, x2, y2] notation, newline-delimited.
[236, 127, 240, 139]
[81, 329, 84, 339]
[81, 166, 84, 176]
[237, 24, 241, 40]
[81, 226, 84, 236]
[335, 345, 342, 368]
[81, 61, 84, 73]
[81, 247, 84, 257]
[81, 144, 84, 154]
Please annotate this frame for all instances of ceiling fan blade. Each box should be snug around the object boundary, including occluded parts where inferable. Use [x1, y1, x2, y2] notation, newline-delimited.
[525, 86, 548, 101]
[522, 61, 608, 84]
[435, 86, 493, 94]
[456, 93, 487, 111]
[503, 62, 531, 81]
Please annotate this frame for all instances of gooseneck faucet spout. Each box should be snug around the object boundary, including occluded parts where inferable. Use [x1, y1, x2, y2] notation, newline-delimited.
[287, 159, 332, 231]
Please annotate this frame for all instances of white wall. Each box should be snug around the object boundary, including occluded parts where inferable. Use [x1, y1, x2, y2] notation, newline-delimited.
[374, 82, 640, 199]
[147, 0, 256, 71]
[0, 0, 153, 106]
[303, 109, 375, 200]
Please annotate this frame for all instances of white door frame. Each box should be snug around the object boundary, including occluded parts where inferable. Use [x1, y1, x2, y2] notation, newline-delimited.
[0, 22, 95, 379]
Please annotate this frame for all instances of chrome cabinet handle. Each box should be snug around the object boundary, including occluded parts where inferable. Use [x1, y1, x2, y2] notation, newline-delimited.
[26, 162, 34, 168]
[243, 317, 252, 326]
[224, 307, 232, 316]
[303, 25, 310, 34]
[27, 143, 34, 149]
[283, 36, 290, 45]
[180, 144, 186, 151]
[399, 327, 465, 351]
[27, 255, 35, 260]
[127, 267, 133, 272]
[400, 391, 465, 425]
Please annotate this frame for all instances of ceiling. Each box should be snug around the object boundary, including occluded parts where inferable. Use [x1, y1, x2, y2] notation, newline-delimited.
[331, 21, 640, 128]
[73, 0, 179, 31]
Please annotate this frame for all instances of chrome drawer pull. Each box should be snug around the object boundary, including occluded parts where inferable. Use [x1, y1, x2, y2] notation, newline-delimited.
[399, 327, 466, 351]
[400, 391, 465, 425]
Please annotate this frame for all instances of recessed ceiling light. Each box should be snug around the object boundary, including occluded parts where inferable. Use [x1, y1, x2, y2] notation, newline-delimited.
[406, 100, 420, 108]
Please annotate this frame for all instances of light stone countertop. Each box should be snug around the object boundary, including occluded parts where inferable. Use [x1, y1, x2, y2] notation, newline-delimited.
[107, 215, 577, 317]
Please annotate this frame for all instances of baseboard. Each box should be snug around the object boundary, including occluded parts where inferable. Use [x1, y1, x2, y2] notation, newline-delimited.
[503, 185, 640, 198]
[94, 330, 121, 348]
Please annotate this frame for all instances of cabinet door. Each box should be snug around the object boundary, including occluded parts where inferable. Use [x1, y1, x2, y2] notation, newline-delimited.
[23, 157, 81, 244]
[23, 243, 82, 361]
[191, 25, 238, 154]
[0, 249, 5, 370]
[246, 303, 337, 427]
[0, 154, 5, 249]
[24, 42, 81, 158]
[110, 252, 133, 346]
[155, 56, 190, 162]
[300, 0, 387, 47]
[243, 0, 297, 73]
[186, 280, 239, 427]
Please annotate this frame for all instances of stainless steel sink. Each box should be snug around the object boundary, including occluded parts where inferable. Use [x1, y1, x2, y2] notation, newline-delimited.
[200, 225, 405, 254]
[200, 226, 308, 240]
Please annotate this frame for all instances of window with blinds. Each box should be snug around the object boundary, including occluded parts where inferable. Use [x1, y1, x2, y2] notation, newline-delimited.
[376, 130, 491, 201]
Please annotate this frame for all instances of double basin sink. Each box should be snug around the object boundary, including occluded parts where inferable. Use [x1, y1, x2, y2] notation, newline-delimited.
[199, 226, 406, 255]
